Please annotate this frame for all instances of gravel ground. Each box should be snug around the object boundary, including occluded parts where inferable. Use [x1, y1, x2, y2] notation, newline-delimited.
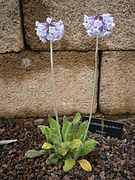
[0, 117, 135, 180]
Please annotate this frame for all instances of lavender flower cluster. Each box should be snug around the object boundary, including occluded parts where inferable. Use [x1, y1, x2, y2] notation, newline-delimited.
[35, 17, 64, 42]
[36, 14, 115, 42]
[83, 14, 115, 37]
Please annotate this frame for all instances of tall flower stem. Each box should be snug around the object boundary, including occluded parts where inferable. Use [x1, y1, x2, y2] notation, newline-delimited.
[50, 40, 62, 142]
[83, 36, 99, 141]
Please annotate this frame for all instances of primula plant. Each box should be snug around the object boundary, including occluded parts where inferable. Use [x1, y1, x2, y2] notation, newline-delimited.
[83, 14, 115, 139]
[35, 17, 64, 140]
[25, 17, 98, 172]
[25, 15, 115, 172]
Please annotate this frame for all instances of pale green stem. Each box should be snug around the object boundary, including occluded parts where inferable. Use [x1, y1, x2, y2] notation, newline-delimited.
[50, 40, 62, 142]
[83, 36, 99, 142]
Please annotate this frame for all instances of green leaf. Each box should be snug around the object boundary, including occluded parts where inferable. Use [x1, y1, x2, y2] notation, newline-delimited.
[72, 144, 83, 160]
[64, 123, 73, 141]
[46, 153, 58, 165]
[70, 139, 82, 149]
[60, 142, 70, 156]
[40, 149, 47, 154]
[61, 141, 70, 149]
[53, 144, 62, 157]
[50, 133, 61, 145]
[25, 149, 46, 158]
[38, 125, 51, 142]
[73, 145, 83, 155]
[63, 113, 81, 142]
[65, 152, 72, 159]
[61, 148, 68, 156]
[58, 161, 63, 169]
[48, 116, 61, 143]
[78, 159, 92, 171]
[63, 158, 76, 172]
[73, 113, 81, 124]
[48, 116, 60, 136]
[62, 116, 70, 141]
[72, 123, 77, 139]
[79, 139, 99, 156]
[76, 120, 88, 141]
[42, 142, 53, 149]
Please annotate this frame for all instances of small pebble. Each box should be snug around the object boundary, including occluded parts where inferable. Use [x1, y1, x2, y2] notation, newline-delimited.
[0, 128, 5, 135]
[34, 118, 45, 125]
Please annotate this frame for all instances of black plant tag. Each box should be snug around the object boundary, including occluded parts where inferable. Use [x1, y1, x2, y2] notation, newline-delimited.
[82, 116, 124, 138]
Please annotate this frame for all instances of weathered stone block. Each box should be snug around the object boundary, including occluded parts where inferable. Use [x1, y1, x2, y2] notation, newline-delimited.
[100, 51, 135, 114]
[0, 51, 97, 118]
[0, 0, 24, 53]
[23, 0, 135, 50]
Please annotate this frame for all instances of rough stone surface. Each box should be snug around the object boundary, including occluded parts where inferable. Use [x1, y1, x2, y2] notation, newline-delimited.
[0, 0, 24, 53]
[100, 51, 135, 114]
[0, 51, 97, 118]
[23, 0, 135, 51]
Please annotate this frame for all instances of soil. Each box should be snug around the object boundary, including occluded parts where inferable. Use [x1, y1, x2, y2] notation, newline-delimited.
[0, 117, 135, 180]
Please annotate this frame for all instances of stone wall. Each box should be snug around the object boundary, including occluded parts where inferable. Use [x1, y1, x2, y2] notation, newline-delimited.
[0, 0, 135, 118]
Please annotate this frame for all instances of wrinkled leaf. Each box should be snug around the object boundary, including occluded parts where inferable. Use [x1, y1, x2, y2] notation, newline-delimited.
[64, 122, 77, 141]
[25, 149, 46, 158]
[79, 139, 99, 156]
[78, 159, 92, 171]
[54, 144, 62, 157]
[73, 113, 81, 124]
[72, 144, 83, 160]
[61, 148, 68, 156]
[48, 116, 58, 134]
[38, 125, 51, 142]
[64, 123, 73, 141]
[71, 139, 82, 149]
[42, 142, 53, 149]
[60, 142, 70, 156]
[50, 133, 61, 145]
[73, 145, 83, 155]
[58, 161, 63, 169]
[72, 123, 77, 139]
[63, 113, 81, 142]
[62, 116, 70, 141]
[63, 158, 75, 172]
[76, 120, 88, 141]
[46, 153, 58, 165]
[61, 142, 70, 149]
[48, 116, 60, 137]
[65, 152, 72, 159]
[40, 149, 47, 154]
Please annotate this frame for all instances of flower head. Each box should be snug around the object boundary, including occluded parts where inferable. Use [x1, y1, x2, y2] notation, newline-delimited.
[83, 14, 115, 37]
[35, 17, 64, 42]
